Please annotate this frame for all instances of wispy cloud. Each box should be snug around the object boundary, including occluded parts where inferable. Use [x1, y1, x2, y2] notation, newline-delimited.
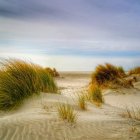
[0, 0, 140, 70]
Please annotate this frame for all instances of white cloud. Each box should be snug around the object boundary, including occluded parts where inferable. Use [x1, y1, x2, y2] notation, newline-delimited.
[1, 17, 140, 53]
[0, 53, 139, 71]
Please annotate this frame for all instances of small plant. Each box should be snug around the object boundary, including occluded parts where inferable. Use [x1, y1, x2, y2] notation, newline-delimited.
[77, 94, 87, 110]
[57, 103, 77, 123]
[121, 106, 140, 121]
[88, 84, 104, 104]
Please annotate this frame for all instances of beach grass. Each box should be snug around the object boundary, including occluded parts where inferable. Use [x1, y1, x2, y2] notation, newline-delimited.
[129, 67, 140, 75]
[121, 106, 140, 121]
[36, 67, 58, 93]
[57, 103, 77, 123]
[91, 63, 125, 86]
[77, 93, 87, 110]
[88, 84, 104, 104]
[91, 63, 133, 89]
[0, 59, 57, 110]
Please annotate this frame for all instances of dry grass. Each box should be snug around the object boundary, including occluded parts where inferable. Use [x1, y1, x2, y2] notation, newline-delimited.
[91, 63, 133, 89]
[117, 66, 126, 77]
[57, 103, 77, 123]
[121, 106, 140, 136]
[36, 67, 58, 93]
[88, 84, 104, 105]
[45, 67, 59, 77]
[0, 59, 57, 111]
[92, 63, 125, 86]
[121, 106, 140, 121]
[105, 78, 134, 89]
[77, 94, 87, 110]
[129, 67, 140, 75]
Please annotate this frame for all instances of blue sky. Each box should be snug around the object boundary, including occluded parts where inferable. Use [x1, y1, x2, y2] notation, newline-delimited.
[0, 0, 140, 71]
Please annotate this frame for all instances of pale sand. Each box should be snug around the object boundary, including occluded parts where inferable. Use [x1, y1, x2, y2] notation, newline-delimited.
[0, 73, 140, 140]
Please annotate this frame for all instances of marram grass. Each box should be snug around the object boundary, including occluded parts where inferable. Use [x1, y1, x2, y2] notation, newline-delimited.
[77, 94, 87, 110]
[91, 63, 126, 86]
[0, 59, 57, 111]
[88, 84, 104, 105]
[57, 103, 77, 123]
[35, 66, 57, 93]
[128, 67, 140, 75]
[91, 63, 133, 89]
[121, 106, 140, 121]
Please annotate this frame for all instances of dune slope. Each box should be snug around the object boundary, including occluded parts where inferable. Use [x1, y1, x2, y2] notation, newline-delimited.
[0, 73, 140, 140]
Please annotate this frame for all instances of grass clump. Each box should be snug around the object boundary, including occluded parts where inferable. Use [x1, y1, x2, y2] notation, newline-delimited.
[88, 84, 104, 105]
[90, 63, 133, 89]
[77, 94, 87, 110]
[128, 67, 140, 75]
[121, 106, 140, 121]
[57, 103, 77, 123]
[0, 59, 57, 111]
[117, 66, 126, 77]
[35, 67, 57, 93]
[106, 78, 134, 89]
[92, 63, 125, 86]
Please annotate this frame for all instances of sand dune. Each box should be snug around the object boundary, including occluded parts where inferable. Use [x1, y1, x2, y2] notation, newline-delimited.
[0, 73, 140, 140]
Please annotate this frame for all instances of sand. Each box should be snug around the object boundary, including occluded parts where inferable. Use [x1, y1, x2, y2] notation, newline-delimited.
[0, 72, 140, 140]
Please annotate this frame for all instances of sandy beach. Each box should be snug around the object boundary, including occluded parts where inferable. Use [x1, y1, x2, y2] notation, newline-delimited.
[1, 0, 140, 139]
[0, 72, 139, 140]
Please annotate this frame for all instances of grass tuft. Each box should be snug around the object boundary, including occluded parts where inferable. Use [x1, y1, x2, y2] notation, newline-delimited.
[91, 63, 133, 89]
[117, 66, 126, 77]
[88, 84, 104, 105]
[128, 67, 140, 75]
[57, 103, 77, 123]
[35, 67, 58, 93]
[77, 94, 87, 110]
[0, 59, 57, 110]
[92, 63, 125, 86]
[121, 106, 140, 121]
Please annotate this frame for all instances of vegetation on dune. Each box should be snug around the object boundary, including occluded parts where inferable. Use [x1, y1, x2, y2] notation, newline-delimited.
[128, 67, 140, 75]
[91, 63, 125, 86]
[57, 103, 77, 123]
[88, 84, 104, 105]
[121, 106, 140, 133]
[0, 59, 57, 110]
[91, 63, 133, 89]
[77, 94, 87, 110]
[45, 67, 59, 77]
[117, 66, 126, 77]
[121, 106, 140, 121]
[35, 67, 58, 93]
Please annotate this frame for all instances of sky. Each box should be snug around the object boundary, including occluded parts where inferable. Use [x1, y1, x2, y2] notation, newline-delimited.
[0, 0, 140, 71]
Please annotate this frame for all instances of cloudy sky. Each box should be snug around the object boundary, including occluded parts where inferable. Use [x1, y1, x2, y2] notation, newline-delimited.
[0, 0, 140, 71]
